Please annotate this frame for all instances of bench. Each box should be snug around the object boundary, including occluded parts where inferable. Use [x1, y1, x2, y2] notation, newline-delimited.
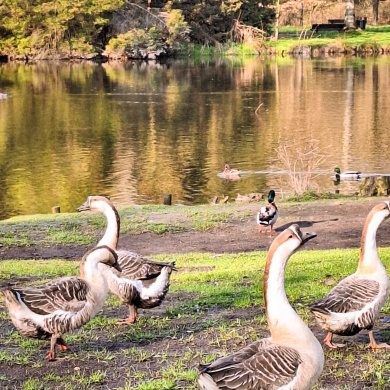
[328, 19, 345, 24]
[311, 23, 345, 32]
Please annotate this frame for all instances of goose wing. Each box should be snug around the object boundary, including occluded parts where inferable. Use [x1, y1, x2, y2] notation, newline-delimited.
[200, 340, 301, 389]
[12, 277, 89, 315]
[309, 276, 380, 313]
[117, 250, 175, 280]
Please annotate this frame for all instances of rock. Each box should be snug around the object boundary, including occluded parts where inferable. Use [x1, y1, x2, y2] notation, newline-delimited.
[359, 176, 390, 196]
[235, 193, 264, 203]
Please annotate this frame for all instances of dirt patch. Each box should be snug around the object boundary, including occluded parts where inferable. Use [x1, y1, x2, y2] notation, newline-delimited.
[1, 198, 390, 260]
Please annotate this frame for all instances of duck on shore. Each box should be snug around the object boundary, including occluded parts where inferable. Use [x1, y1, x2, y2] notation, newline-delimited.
[77, 195, 176, 325]
[198, 225, 323, 390]
[308, 201, 390, 349]
[256, 190, 278, 235]
[2, 245, 120, 361]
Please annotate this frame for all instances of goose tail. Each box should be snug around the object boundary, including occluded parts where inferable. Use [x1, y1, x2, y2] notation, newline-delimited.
[198, 372, 219, 390]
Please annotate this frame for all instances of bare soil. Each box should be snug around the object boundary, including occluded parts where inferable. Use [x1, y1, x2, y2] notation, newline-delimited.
[1, 198, 390, 389]
[2, 198, 390, 260]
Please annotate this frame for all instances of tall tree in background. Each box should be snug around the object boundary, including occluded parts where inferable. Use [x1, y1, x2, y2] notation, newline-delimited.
[345, 0, 355, 28]
[372, 0, 379, 25]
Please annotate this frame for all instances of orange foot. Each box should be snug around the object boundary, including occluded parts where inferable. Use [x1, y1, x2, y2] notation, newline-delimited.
[56, 338, 70, 352]
[323, 333, 346, 349]
[116, 317, 137, 325]
[45, 351, 56, 361]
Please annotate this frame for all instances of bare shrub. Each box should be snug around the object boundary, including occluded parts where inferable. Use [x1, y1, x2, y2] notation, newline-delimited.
[275, 139, 327, 194]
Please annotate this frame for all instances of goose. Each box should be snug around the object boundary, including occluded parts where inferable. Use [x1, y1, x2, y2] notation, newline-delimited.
[77, 195, 176, 325]
[308, 201, 390, 349]
[198, 224, 323, 390]
[256, 190, 278, 235]
[334, 167, 362, 181]
[2, 245, 120, 361]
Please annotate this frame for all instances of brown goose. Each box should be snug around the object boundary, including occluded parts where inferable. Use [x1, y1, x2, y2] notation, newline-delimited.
[308, 201, 390, 349]
[198, 224, 323, 390]
[77, 195, 176, 324]
[2, 245, 120, 361]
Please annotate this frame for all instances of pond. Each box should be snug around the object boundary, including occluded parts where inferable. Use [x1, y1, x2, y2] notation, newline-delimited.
[0, 56, 390, 220]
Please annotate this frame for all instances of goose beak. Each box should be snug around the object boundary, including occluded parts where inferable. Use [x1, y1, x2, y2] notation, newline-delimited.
[112, 262, 122, 272]
[77, 199, 91, 212]
[301, 232, 317, 244]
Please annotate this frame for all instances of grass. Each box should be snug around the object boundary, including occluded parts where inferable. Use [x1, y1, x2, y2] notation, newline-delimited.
[0, 246, 390, 389]
[0, 194, 353, 249]
[268, 24, 390, 54]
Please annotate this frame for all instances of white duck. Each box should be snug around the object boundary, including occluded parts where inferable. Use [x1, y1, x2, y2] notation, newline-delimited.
[308, 201, 390, 349]
[77, 195, 176, 325]
[2, 245, 120, 361]
[198, 224, 323, 390]
[256, 190, 278, 235]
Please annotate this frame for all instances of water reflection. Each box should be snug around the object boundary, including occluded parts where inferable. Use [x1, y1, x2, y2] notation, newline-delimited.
[0, 57, 390, 219]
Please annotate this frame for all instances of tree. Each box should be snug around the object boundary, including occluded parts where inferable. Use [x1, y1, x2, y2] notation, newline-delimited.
[372, 0, 379, 25]
[344, 0, 355, 29]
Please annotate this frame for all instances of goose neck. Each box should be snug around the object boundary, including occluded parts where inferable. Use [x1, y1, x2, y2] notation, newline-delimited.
[97, 203, 120, 250]
[358, 211, 384, 271]
[264, 247, 295, 329]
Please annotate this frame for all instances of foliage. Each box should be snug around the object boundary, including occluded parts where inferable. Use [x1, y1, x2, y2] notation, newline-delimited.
[275, 139, 328, 194]
[173, 0, 275, 45]
[0, 0, 124, 56]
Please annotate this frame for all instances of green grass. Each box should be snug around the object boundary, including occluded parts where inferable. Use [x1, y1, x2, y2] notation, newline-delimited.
[1, 246, 390, 388]
[268, 24, 390, 54]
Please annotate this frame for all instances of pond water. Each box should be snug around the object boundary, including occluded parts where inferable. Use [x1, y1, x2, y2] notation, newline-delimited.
[0, 56, 390, 220]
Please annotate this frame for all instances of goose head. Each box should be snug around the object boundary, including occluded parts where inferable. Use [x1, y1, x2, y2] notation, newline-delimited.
[77, 195, 114, 213]
[268, 224, 317, 260]
[373, 201, 390, 218]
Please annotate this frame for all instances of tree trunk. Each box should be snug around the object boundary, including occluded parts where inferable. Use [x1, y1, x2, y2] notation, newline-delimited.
[344, 0, 355, 29]
[372, 0, 379, 25]
[274, 0, 280, 40]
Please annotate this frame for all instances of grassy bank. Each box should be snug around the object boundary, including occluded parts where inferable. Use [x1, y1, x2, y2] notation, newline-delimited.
[0, 247, 390, 389]
[269, 25, 390, 55]
[0, 193, 356, 249]
[183, 25, 390, 58]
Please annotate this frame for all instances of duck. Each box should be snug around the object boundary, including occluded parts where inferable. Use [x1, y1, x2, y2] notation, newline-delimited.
[308, 201, 390, 349]
[334, 167, 362, 181]
[222, 163, 242, 180]
[198, 224, 323, 390]
[2, 245, 120, 361]
[77, 195, 176, 325]
[256, 190, 278, 234]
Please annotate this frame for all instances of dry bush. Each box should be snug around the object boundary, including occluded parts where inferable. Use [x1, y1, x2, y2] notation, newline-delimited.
[275, 139, 327, 194]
